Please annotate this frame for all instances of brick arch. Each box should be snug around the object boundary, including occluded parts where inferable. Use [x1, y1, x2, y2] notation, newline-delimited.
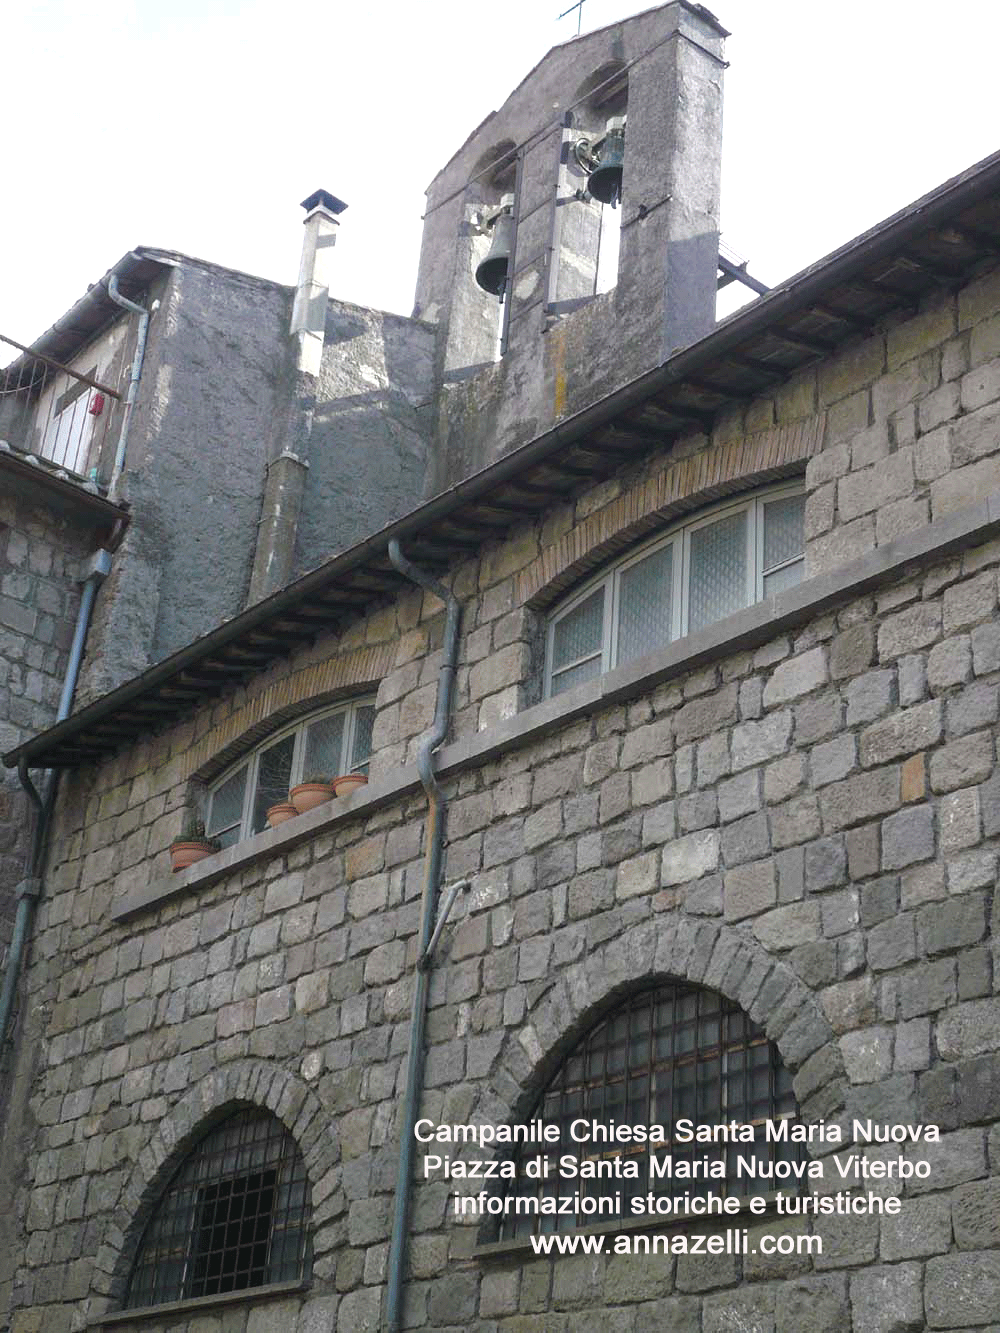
[516, 418, 818, 611]
[87, 1060, 340, 1316]
[183, 641, 394, 782]
[474, 914, 847, 1135]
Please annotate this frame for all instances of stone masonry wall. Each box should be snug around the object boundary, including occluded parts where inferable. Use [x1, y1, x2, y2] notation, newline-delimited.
[6, 527, 1000, 1332]
[5, 262, 1000, 1332]
[0, 490, 92, 968]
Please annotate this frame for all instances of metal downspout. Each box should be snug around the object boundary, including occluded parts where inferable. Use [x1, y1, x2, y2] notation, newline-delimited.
[106, 274, 151, 500]
[0, 551, 111, 1043]
[385, 539, 462, 1333]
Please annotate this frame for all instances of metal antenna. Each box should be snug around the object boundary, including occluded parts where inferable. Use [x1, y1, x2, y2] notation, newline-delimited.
[558, 0, 587, 35]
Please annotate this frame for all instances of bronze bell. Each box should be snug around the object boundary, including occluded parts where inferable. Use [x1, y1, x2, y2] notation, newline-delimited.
[475, 195, 515, 299]
[587, 117, 626, 208]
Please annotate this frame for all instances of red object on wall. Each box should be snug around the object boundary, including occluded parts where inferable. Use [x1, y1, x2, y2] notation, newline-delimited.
[88, 392, 105, 416]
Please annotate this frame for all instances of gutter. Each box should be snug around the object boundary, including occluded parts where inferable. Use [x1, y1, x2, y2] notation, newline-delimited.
[0, 549, 112, 1044]
[384, 539, 463, 1333]
[106, 275, 153, 499]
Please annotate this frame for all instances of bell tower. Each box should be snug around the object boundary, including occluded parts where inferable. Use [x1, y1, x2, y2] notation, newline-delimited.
[413, 2, 728, 484]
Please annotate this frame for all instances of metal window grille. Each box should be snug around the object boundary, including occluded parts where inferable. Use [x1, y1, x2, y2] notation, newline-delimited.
[498, 982, 800, 1239]
[126, 1108, 311, 1309]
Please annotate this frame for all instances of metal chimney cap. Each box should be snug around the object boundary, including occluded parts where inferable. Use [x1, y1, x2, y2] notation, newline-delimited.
[300, 189, 348, 215]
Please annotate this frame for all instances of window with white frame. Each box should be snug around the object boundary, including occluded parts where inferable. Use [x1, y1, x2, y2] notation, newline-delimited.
[206, 698, 376, 847]
[546, 484, 805, 697]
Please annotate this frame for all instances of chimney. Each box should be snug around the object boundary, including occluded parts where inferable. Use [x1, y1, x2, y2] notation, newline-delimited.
[290, 188, 348, 375]
[246, 190, 347, 607]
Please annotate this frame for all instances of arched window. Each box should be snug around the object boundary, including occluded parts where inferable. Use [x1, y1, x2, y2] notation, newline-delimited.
[545, 483, 804, 696]
[126, 1108, 311, 1310]
[206, 696, 376, 847]
[498, 981, 799, 1239]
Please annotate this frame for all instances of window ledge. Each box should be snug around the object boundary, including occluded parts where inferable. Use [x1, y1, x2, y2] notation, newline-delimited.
[111, 494, 1000, 926]
[89, 1279, 310, 1326]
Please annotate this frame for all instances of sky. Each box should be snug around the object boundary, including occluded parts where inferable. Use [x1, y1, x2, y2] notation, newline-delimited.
[5, 0, 1000, 355]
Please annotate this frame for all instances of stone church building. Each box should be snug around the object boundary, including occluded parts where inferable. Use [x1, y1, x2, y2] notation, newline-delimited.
[3, 4, 1000, 1330]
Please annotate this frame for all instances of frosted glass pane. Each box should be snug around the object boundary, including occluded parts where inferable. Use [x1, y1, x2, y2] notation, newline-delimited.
[688, 511, 747, 631]
[763, 494, 804, 571]
[208, 765, 247, 838]
[351, 705, 376, 771]
[551, 655, 602, 696]
[764, 558, 805, 597]
[617, 543, 673, 665]
[303, 711, 345, 779]
[251, 734, 295, 834]
[552, 588, 604, 670]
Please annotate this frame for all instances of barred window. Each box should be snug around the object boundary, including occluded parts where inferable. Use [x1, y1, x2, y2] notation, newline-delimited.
[546, 484, 805, 696]
[498, 982, 800, 1239]
[126, 1108, 311, 1309]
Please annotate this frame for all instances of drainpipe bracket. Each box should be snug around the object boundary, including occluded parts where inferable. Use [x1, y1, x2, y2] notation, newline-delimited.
[16, 877, 42, 901]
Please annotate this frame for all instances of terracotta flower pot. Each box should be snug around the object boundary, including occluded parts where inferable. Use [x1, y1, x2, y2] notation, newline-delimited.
[333, 774, 368, 797]
[266, 801, 299, 828]
[289, 781, 335, 814]
[169, 841, 217, 873]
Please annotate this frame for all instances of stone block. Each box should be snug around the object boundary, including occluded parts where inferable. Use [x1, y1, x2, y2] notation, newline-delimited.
[753, 899, 820, 951]
[845, 669, 896, 726]
[774, 1276, 849, 1333]
[881, 805, 934, 869]
[952, 1177, 1000, 1249]
[937, 997, 1000, 1060]
[930, 730, 994, 794]
[860, 699, 941, 767]
[932, 453, 1000, 518]
[724, 859, 776, 921]
[660, 829, 719, 886]
[617, 851, 659, 901]
[838, 449, 915, 523]
[820, 767, 901, 832]
[763, 646, 828, 707]
[951, 392, 1000, 457]
[718, 769, 761, 823]
[839, 1024, 892, 1083]
[867, 913, 916, 971]
[938, 786, 980, 851]
[764, 753, 806, 805]
[731, 710, 793, 771]
[721, 811, 770, 866]
[947, 848, 996, 894]
[849, 1263, 924, 1333]
[804, 835, 847, 892]
[927, 635, 973, 692]
[947, 680, 999, 736]
[770, 795, 821, 849]
[942, 571, 997, 635]
[898, 958, 956, 1018]
[829, 624, 875, 680]
[877, 601, 942, 660]
[925, 1252, 1000, 1328]
[897, 653, 927, 706]
[971, 620, 1000, 674]
[809, 734, 856, 788]
[703, 1287, 776, 1333]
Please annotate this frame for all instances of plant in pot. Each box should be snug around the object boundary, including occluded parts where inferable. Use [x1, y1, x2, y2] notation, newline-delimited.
[288, 774, 336, 814]
[266, 798, 299, 828]
[169, 818, 221, 873]
[333, 772, 369, 797]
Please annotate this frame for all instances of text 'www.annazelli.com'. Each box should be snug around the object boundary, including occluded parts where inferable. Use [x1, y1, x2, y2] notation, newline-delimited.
[528, 1229, 823, 1257]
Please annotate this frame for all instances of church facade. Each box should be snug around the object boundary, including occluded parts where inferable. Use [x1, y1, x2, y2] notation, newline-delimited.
[4, 6, 1000, 1331]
